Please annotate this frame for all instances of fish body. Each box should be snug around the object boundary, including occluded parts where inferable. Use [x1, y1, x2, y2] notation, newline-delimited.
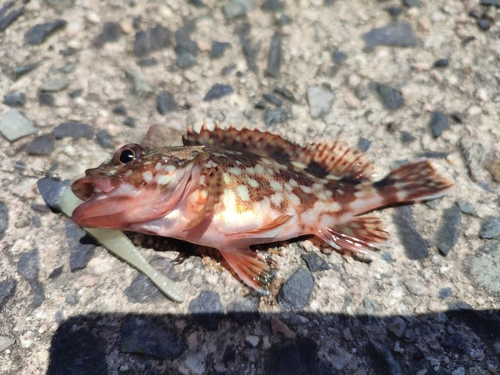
[72, 125, 454, 292]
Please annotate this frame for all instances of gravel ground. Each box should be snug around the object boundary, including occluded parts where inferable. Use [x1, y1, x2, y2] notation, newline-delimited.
[1, 0, 500, 374]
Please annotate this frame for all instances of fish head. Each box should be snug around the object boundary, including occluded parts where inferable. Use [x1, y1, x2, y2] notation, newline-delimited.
[71, 143, 202, 229]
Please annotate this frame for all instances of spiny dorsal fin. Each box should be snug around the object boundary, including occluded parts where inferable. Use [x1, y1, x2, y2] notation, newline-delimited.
[183, 124, 375, 181]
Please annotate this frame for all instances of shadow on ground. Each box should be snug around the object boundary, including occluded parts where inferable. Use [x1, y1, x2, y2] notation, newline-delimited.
[45, 308, 500, 375]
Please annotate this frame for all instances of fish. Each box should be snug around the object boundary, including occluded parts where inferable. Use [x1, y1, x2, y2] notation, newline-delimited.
[71, 124, 455, 293]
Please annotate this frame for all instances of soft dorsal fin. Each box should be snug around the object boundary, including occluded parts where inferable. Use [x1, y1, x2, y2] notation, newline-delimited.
[183, 123, 375, 181]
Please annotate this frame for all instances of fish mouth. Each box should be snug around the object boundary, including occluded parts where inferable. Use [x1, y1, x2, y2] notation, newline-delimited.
[71, 176, 123, 201]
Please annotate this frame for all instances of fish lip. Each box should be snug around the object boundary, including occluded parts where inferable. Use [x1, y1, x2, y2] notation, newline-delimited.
[71, 176, 121, 201]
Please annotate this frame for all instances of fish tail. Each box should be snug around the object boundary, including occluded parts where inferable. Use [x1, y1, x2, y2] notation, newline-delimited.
[373, 159, 455, 203]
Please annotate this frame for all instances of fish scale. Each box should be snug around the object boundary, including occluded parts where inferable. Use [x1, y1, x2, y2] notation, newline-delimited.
[71, 124, 455, 293]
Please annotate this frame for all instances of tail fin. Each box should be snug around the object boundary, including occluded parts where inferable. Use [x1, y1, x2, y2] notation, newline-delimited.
[373, 159, 455, 203]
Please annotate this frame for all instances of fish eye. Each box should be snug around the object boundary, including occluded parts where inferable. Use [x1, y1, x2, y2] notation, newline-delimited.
[114, 144, 144, 165]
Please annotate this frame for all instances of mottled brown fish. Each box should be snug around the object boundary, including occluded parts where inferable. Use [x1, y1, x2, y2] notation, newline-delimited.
[71, 125, 454, 293]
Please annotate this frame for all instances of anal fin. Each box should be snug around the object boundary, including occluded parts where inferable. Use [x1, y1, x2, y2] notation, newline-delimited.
[317, 216, 389, 257]
[219, 248, 274, 294]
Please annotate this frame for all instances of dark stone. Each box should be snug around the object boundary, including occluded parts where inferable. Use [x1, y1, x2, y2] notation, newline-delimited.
[393, 206, 429, 259]
[27, 134, 56, 156]
[255, 100, 267, 109]
[429, 111, 449, 138]
[38, 92, 56, 107]
[221, 64, 237, 76]
[417, 151, 449, 159]
[357, 137, 371, 152]
[123, 117, 136, 128]
[362, 22, 417, 52]
[331, 50, 348, 63]
[17, 249, 45, 308]
[174, 40, 198, 57]
[439, 287, 453, 299]
[124, 257, 178, 304]
[24, 20, 67, 45]
[112, 105, 127, 116]
[478, 18, 491, 30]
[241, 38, 258, 73]
[457, 200, 477, 216]
[444, 333, 467, 353]
[136, 58, 157, 67]
[451, 112, 463, 123]
[0, 1, 14, 19]
[211, 42, 232, 59]
[176, 53, 197, 69]
[274, 87, 298, 102]
[65, 219, 96, 271]
[403, 0, 419, 7]
[133, 25, 172, 57]
[227, 296, 260, 323]
[12, 60, 45, 80]
[37, 177, 69, 211]
[265, 338, 317, 375]
[32, 216, 41, 228]
[367, 341, 403, 375]
[94, 22, 122, 47]
[203, 84, 234, 102]
[3, 92, 26, 107]
[0, 8, 23, 32]
[435, 206, 461, 256]
[276, 14, 292, 26]
[480, 216, 500, 239]
[0, 201, 8, 242]
[69, 89, 82, 98]
[188, 291, 223, 330]
[434, 58, 449, 68]
[374, 83, 404, 110]
[262, 94, 282, 106]
[0, 279, 16, 311]
[48, 266, 64, 279]
[264, 108, 288, 128]
[53, 121, 94, 139]
[188, 0, 206, 7]
[261, 0, 284, 12]
[386, 7, 403, 17]
[157, 91, 177, 114]
[301, 253, 330, 272]
[480, 0, 500, 5]
[469, 9, 480, 19]
[277, 268, 314, 310]
[95, 130, 113, 149]
[265, 32, 281, 78]
[47, 323, 107, 375]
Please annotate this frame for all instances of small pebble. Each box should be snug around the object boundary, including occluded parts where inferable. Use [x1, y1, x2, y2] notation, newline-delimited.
[480, 216, 500, 239]
[277, 268, 314, 310]
[0, 279, 16, 311]
[222, 0, 255, 19]
[133, 25, 172, 57]
[65, 219, 96, 271]
[457, 200, 476, 216]
[241, 38, 258, 73]
[188, 291, 223, 330]
[53, 121, 94, 139]
[0, 8, 23, 32]
[362, 22, 417, 52]
[27, 134, 56, 156]
[393, 206, 429, 259]
[261, 0, 284, 12]
[3, 92, 26, 107]
[435, 205, 461, 256]
[24, 19, 67, 45]
[331, 50, 348, 63]
[429, 111, 449, 138]
[400, 131, 416, 143]
[112, 105, 127, 116]
[245, 335, 259, 348]
[374, 83, 404, 110]
[301, 253, 330, 272]
[264, 108, 288, 128]
[124, 69, 155, 98]
[17, 249, 45, 307]
[265, 32, 281, 78]
[434, 58, 449, 68]
[95, 130, 113, 149]
[123, 117, 136, 128]
[404, 279, 426, 295]
[439, 287, 453, 299]
[262, 93, 282, 106]
[203, 84, 234, 102]
[94, 22, 122, 47]
[357, 137, 371, 152]
[0, 109, 37, 142]
[388, 317, 406, 337]
[210, 42, 231, 59]
[38, 92, 55, 106]
[307, 85, 335, 119]
[40, 78, 70, 92]
[157, 92, 177, 114]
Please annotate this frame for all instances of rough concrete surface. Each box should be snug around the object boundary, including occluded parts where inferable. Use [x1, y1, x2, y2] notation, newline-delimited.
[1, 0, 500, 374]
